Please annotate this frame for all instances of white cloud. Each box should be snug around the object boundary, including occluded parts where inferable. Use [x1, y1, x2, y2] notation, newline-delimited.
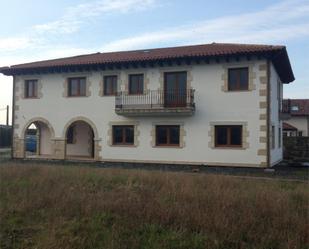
[0, 37, 32, 51]
[34, 0, 157, 34]
[100, 0, 309, 51]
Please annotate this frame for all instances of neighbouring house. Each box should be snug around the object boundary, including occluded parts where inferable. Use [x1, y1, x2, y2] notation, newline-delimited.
[0, 43, 294, 167]
[0, 124, 12, 148]
[283, 99, 309, 137]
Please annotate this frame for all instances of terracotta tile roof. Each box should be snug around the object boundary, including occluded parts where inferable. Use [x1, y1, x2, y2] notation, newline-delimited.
[283, 122, 298, 130]
[284, 99, 309, 116]
[0, 43, 295, 82]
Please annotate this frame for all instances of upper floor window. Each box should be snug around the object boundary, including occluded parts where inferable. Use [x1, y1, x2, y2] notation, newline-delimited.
[129, 74, 144, 95]
[215, 125, 242, 147]
[228, 68, 249, 91]
[104, 75, 117, 96]
[25, 80, 38, 98]
[68, 77, 86, 97]
[112, 125, 134, 146]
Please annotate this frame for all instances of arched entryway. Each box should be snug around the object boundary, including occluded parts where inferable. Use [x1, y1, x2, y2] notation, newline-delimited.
[64, 119, 97, 159]
[22, 118, 55, 158]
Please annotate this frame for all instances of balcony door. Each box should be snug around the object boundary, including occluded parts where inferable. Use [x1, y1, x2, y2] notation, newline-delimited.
[164, 71, 187, 107]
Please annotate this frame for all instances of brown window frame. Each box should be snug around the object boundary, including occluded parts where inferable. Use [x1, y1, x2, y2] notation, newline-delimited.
[103, 75, 117, 96]
[112, 125, 134, 146]
[25, 79, 38, 98]
[215, 125, 243, 148]
[278, 127, 281, 148]
[128, 74, 144, 95]
[68, 77, 86, 97]
[228, 67, 249, 91]
[156, 125, 180, 147]
[271, 125, 275, 149]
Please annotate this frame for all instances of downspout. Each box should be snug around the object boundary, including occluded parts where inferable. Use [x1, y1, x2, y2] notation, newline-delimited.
[266, 60, 271, 167]
[11, 75, 16, 159]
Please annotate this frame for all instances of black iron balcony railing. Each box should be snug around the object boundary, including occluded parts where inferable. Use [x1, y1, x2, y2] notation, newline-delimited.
[115, 89, 195, 115]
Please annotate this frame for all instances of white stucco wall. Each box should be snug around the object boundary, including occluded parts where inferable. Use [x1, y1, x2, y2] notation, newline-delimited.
[269, 62, 283, 165]
[13, 57, 276, 167]
[40, 124, 52, 155]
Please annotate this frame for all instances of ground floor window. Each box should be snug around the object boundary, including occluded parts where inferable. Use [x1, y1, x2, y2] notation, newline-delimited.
[156, 125, 180, 146]
[112, 125, 134, 145]
[215, 125, 242, 147]
[271, 125, 275, 149]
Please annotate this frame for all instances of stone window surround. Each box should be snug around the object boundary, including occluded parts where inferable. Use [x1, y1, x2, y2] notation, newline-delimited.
[107, 121, 140, 147]
[208, 121, 249, 149]
[62, 73, 92, 98]
[151, 121, 186, 148]
[123, 70, 149, 94]
[221, 62, 256, 92]
[20, 76, 43, 99]
[99, 71, 122, 97]
[158, 66, 193, 91]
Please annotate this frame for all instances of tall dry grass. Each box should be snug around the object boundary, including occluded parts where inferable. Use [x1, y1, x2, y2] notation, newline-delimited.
[0, 162, 308, 249]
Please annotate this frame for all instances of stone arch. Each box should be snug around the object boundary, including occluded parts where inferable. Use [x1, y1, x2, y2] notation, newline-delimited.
[21, 117, 55, 139]
[62, 116, 99, 140]
[63, 117, 101, 160]
[22, 117, 55, 158]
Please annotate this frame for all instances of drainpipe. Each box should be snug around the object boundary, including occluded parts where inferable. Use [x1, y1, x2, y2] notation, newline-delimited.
[266, 60, 271, 167]
[11, 76, 16, 159]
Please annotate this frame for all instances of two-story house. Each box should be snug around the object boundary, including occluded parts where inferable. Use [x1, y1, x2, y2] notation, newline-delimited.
[0, 43, 294, 167]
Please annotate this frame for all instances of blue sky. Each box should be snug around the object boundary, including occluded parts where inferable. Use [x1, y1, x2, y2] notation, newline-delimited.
[0, 0, 308, 124]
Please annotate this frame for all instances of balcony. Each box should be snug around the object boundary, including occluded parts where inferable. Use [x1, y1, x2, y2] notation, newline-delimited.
[115, 89, 195, 116]
[280, 99, 291, 120]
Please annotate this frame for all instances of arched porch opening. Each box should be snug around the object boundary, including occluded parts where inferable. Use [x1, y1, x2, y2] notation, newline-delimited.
[23, 120, 54, 158]
[65, 120, 95, 159]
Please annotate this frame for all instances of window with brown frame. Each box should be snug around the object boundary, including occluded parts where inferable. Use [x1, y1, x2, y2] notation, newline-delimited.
[112, 125, 134, 145]
[228, 68, 249, 91]
[271, 125, 275, 149]
[129, 74, 144, 94]
[215, 125, 242, 147]
[25, 80, 38, 98]
[156, 125, 180, 147]
[104, 75, 117, 96]
[67, 125, 75, 144]
[278, 127, 281, 148]
[68, 77, 86, 97]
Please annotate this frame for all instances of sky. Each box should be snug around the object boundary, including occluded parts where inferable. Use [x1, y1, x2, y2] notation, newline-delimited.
[0, 0, 308, 124]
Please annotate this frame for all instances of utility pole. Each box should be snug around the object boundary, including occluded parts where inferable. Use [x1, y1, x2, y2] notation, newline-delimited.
[6, 105, 9, 126]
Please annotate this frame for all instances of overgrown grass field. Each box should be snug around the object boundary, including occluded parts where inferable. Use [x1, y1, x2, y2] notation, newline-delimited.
[0, 162, 308, 249]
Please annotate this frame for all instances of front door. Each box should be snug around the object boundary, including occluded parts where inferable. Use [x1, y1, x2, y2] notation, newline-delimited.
[164, 72, 187, 107]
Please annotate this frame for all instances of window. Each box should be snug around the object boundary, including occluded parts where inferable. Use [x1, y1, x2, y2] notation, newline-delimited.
[68, 77, 86, 96]
[291, 106, 299, 111]
[278, 127, 281, 148]
[129, 74, 144, 94]
[104, 75, 117, 96]
[25, 80, 38, 98]
[215, 125, 242, 147]
[271, 125, 275, 149]
[156, 125, 180, 146]
[228, 68, 249, 91]
[112, 125, 134, 145]
[67, 126, 75, 144]
[298, 131, 303, 137]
